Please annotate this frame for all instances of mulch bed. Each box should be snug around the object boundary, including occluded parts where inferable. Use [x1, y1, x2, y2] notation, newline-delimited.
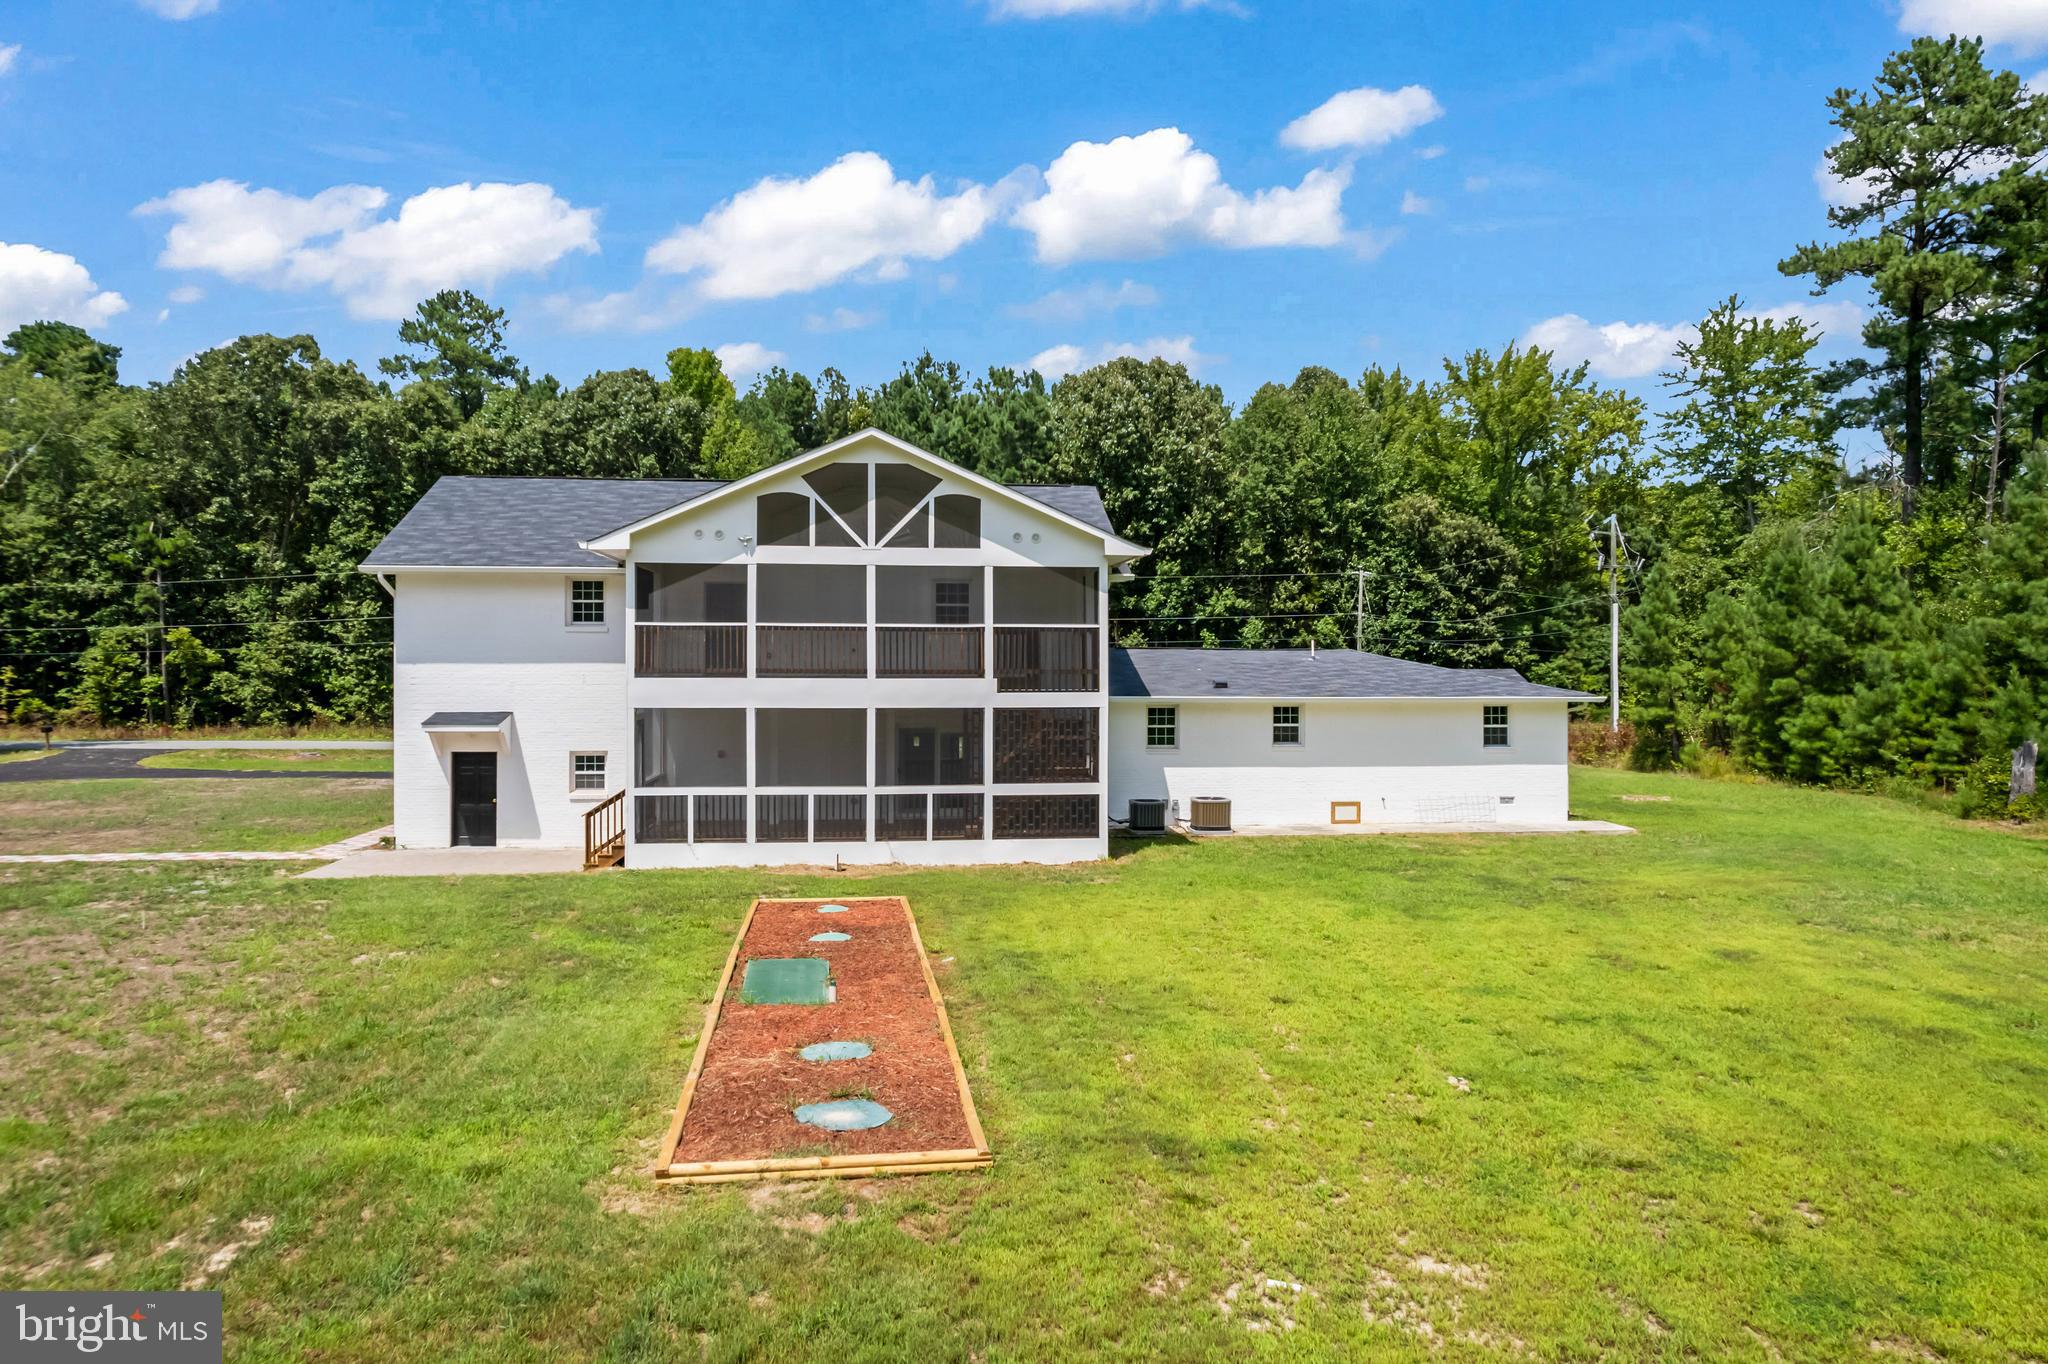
[661, 897, 983, 1171]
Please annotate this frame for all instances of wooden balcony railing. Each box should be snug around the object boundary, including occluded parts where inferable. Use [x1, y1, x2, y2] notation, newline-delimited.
[635, 623, 746, 677]
[876, 625, 983, 677]
[993, 626, 1098, 692]
[582, 789, 625, 869]
[757, 624, 866, 677]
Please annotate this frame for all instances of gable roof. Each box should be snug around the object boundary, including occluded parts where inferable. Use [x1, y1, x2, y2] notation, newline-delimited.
[360, 476, 721, 570]
[580, 428, 1148, 557]
[1108, 648, 1600, 702]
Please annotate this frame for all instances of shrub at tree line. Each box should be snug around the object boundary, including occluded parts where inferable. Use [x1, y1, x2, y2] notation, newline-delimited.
[0, 38, 2040, 815]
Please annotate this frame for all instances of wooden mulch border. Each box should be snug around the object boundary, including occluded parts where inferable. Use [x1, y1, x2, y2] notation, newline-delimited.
[652, 895, 992, 1184]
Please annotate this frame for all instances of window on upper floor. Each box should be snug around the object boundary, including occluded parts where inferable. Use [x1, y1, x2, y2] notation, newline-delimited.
[567, 578, 607, 626]
[1483, 705, 1510, 747]
[935, 494, 981, 548]
[993, 566, 1098, 624]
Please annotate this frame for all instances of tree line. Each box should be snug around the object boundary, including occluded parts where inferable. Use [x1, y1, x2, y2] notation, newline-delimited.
[0, 36, 2040, 813]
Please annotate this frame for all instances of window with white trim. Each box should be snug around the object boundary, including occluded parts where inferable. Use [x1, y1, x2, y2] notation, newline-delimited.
[567, 578, 606, 626]
[933, 581, 972, 625]
[1145, 706, 1177, 749]
[1482, 705, 1509, 748]
[571, 752, 608, 791]
[1272, 705, 1301, 745]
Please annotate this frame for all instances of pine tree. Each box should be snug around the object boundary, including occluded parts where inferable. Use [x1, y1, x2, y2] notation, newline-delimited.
[1624, 563, 1688, 768]
[1977, 464, 2048, 800]
[1727, 526, 1822, 777]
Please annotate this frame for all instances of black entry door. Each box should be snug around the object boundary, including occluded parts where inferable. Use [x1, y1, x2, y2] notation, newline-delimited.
[896, 727, 936, 784]
[450, 751, 497, 846]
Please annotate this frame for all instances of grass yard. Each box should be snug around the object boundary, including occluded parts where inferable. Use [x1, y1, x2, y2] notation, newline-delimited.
[0, 747, 55, 764]
[0, 778, 391, 854]
[1, 768, 2043, 1361]
[136, 748, 394, 773]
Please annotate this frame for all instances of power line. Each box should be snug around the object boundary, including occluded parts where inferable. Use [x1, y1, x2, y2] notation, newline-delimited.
[0, 640, 396, 662]
[11, 569, 336, 591]
[0, 613, 393, 636]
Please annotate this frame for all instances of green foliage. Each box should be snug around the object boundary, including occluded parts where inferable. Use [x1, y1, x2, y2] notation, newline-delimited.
[1624, 564, 1687, 768]
[378, 289, 525, 419]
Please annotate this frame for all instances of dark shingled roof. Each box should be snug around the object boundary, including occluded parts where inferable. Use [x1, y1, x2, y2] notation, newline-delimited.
[363, 475, 1123, 569]
[421, 711, 512, 728]
[363, 477, 721, 570]
[1109, 648, 1600, 701]
[1008, 484, 1117, 537]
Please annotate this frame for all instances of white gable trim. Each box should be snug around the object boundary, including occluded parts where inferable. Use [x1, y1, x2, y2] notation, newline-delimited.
[577, 427, 1149, 559]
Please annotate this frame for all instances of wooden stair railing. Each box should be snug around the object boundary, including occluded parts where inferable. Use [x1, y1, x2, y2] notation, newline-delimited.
[583, 789, 626, 870]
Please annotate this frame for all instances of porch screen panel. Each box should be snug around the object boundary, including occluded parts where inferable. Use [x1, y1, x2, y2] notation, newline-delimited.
[755, 709, 866, 787]
[875, 708, 983, 785]
[757, 564, 865, 622]
[993, 566, 1098, 624]
[635, 708, 745, 787]
[992, 708, 1098, 782]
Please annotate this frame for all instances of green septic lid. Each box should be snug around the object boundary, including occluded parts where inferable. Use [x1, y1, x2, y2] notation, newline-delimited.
[810, 931, 851, 942]
[817, 904, 850, 913]
[739, 957, 831, 1005]
[795, 1098, 893, 1131]
[798, 1040, 871, 1062]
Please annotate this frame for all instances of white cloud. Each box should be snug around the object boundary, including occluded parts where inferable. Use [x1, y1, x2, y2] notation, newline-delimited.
[0, 242, 129, 336]
[539, 284, 692, 334]
[137, 179, 598, 319]
[1009, 278, 1159, 321]
[0, 43, 21, 77]
[1520, 301, 1867, 379]
[1415, 144, 1447, 160]
[714, 341, 786, 381]
[1399, 190, 1435, 216]
[1013, 128, 1350, 264]
[167, 284, 205, 304]
[1899, 0, 2048, 53]
[1279, 85, 1443, 152]
[647, 152, 1003, 301]
[1025, 334, 1207, 379]
[988, 0, 1239, 17]
[2031, 68, 2048, 92]
[803, 306, 882, 332]
[137, 0, 220, 16]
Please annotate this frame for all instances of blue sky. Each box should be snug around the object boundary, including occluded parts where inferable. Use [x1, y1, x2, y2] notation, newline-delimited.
[3, 0, 2046, 406]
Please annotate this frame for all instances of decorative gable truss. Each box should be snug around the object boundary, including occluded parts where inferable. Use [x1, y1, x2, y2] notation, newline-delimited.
[757, 461, 983, 550]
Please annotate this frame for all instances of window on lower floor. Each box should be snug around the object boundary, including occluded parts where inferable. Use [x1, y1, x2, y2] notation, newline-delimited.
[571, 752, 607, 791]
[1483, 705, 1510, 748]
[1145, 706, 1177, 749]
[756, 709, 866, 786]
[568, 578, 607, 625]
[1272, 705, 1301, 746]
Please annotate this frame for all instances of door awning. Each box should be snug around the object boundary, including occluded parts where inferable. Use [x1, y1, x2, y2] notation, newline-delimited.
[421, 711, 512, 733]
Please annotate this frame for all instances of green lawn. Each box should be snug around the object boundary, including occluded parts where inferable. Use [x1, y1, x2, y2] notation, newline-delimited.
[0, 769, 2042, 1361]
[0, 778, 391, 854]
[0, 747, 54, 764]
[136, 748, 394, 773]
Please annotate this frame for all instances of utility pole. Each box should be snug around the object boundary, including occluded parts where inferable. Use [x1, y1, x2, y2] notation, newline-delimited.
[1353, 568, 1371, 653]
[1596, 514, 1629, 732]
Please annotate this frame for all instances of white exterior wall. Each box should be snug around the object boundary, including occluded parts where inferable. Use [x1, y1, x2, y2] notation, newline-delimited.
[1106, 697, 1572, 827]
[391, 572, 629, 848]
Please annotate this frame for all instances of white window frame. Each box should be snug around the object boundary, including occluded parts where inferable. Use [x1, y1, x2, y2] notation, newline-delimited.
[1272, 704, 1302, 746]
[1482, 705, 1510, 748]
[1145, 706, 1178, 750]
[933, 580, 972, 625]
[570, 751, 609, 795]
[566, 578, 609, 630]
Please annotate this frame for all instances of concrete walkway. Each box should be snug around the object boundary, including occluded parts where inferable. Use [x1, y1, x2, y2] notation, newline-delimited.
[0, 825, 395, 866]
[299, 846, 585, 878]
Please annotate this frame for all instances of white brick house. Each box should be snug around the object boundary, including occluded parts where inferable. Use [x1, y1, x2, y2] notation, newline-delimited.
[361, 429, 1594, 866]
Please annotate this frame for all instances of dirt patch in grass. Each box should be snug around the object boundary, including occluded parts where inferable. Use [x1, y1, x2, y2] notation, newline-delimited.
[668, 898, 977, 1164]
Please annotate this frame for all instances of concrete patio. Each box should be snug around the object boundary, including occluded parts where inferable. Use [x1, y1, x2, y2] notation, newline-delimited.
[298, 846, 586, 879]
